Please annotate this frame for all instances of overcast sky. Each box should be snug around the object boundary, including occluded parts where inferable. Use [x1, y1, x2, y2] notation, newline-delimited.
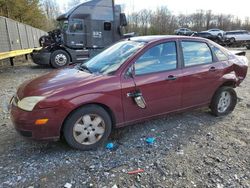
[57, 0, 250, 20]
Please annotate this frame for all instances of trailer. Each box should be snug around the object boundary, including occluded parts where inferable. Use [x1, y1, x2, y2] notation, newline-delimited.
[32, 0, 131, 68]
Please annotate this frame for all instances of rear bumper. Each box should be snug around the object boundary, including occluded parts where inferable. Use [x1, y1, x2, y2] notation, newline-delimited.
[10, 105, 62, 140]
[31, 49, 51, 65]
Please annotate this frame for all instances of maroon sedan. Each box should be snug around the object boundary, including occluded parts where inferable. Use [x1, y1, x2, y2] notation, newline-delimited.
[10, 36, 248, 150]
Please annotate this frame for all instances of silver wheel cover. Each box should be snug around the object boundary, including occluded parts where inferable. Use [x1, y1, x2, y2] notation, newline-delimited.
[73, 114, 105, 145]
[217, 91, 231, 113]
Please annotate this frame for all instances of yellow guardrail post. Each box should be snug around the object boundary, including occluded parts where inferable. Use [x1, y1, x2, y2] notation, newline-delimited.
[0, 47, 42, 65]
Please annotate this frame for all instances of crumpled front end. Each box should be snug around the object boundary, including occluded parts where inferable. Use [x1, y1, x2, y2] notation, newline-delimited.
[31, 48, 51, 65]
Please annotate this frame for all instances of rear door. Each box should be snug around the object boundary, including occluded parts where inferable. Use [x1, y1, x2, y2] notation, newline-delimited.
[121, 41, 182, 123]
[180, 40, 224, 108]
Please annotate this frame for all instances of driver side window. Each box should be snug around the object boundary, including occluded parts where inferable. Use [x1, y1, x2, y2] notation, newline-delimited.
[135, 42, 177, 76]
[69, 19, 83, 33]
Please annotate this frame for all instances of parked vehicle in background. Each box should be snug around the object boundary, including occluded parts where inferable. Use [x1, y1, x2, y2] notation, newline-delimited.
[174, 28, 195, 36]
[191, 31, 223, 43]
[31, 0, 129, 68]
[224, 30, 250, 43]
[10, 36, 248, 150]
[206, 29, 224, 37]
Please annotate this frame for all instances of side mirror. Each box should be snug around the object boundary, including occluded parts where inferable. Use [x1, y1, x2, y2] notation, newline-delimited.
[120, 13, 127, 26]
[127, 90, 147, 109]
[134, 94, 146, 109]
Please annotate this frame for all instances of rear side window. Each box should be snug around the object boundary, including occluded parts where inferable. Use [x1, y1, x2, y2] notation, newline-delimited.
[211, 46, 228, 61]
[135, 42, 177, 75]
[181, 41, 213, 67]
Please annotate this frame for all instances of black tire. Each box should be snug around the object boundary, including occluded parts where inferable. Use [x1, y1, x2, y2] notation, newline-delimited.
[229, 37, 236, 44]
[50, 50, 70, 68]
[63, 105, 112, 150]
[218, 33, 222, 38]
[210, 86, 237, 117]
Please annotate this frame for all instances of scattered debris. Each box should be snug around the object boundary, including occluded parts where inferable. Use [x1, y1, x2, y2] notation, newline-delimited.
[176, 149, 184, 155]
[0, 59, 250, 187]
[217, 183, 224, 188]
[127, 169, 144, 175]
[106, 142, 114, 150]
[111, 184, 118, 188]
[64, 182, 72, 188]
[145, 137, 155, 144]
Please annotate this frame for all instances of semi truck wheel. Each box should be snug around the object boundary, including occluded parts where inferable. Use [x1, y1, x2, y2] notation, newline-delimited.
[50, 50, 70, 68]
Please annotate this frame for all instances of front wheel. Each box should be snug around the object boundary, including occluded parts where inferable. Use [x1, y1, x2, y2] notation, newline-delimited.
[63, 105, 112, 150]
[210, 86, 237, 116]
[50, 50, 70, 68]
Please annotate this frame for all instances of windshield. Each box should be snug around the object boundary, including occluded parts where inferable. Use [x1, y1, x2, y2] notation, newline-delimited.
[81, 40, 145, 74]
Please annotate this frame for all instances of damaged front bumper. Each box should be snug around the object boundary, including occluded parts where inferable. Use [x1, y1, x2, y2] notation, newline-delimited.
[31, 48, 51, 65]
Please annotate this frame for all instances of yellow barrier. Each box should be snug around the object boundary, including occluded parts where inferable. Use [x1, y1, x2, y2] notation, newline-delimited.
[0, 48, 42, 61]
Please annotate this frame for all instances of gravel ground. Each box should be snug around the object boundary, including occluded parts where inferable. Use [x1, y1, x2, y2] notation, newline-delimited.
[0, 51, 249, 188]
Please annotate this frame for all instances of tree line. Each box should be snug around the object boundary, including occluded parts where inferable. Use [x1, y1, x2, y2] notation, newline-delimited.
[1, 1, 250, 35]
[0, 0, 79, 31]
[126, 7, 250, 35]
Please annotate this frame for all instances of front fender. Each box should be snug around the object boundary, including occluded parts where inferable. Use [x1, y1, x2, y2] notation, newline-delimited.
[66, 93, 124, 126]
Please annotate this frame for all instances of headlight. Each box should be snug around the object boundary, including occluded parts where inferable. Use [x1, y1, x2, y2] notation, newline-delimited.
[17, 96, 45, 111]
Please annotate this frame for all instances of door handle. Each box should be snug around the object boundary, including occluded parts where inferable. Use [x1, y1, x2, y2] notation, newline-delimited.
[166, 75, 177, 81]
[209, 66, 216, 72]
[127, 91, 142, 98]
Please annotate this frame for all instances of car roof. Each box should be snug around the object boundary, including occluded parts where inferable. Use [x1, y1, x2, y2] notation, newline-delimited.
[226, 30, 247, 33]
[129, 35, 203, 43]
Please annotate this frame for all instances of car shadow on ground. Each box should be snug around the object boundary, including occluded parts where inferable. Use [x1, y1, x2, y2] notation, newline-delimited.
[12, 108, 226, 154]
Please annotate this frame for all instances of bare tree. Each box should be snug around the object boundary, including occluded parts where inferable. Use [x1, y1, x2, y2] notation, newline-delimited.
[205, 10, 212, 30]
[177, 14, 191, 28]
[41, 0, 60, 31]
[126, 7, 250, 35]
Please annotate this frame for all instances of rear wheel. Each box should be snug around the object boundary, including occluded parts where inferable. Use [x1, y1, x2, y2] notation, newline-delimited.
[210, 86, 237, 116]
[50, 50, 70, 68]
[63, 105, 112, 150]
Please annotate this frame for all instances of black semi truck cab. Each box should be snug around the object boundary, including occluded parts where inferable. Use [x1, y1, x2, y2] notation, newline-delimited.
[32, 0, 130, 68]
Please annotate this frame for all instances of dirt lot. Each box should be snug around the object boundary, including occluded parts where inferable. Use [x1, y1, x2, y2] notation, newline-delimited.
[0, 51, 249, 188]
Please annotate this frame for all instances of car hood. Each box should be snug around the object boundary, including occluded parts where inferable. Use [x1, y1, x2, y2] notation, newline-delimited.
[17, 68, 102, 99]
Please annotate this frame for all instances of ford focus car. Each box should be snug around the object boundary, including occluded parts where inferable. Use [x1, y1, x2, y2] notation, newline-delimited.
[10, 36, 248, 150]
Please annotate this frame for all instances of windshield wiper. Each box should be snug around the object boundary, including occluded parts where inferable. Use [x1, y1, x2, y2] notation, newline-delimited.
[77, 64, 92, 73]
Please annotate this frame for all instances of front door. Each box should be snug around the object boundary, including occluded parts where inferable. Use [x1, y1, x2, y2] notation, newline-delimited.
[66, 19, 85, 48]
[121, 41, 182, 124]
